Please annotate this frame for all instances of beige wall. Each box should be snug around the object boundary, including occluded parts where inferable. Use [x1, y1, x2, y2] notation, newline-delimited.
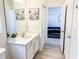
[47, 0, 65, 7]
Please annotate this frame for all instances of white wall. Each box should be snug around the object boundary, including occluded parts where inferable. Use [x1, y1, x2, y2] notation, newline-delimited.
[27, 0, 42, 33]
[14, 0, 27, 33]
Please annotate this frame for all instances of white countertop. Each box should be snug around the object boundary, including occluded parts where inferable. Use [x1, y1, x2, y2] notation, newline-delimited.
[0, 48, 6, 55]
[8, 33, 39, 45]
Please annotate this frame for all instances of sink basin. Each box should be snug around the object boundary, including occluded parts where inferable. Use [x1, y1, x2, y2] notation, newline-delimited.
[23, 35, 32, 38]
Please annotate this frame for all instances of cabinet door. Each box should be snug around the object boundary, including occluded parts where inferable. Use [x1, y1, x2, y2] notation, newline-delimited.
[35, 36, 39, 54]
[27, 42, 34, 59]
[32, 39, 35, 57]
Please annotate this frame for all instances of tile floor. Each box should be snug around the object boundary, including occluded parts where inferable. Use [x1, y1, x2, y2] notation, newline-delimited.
[46, 38, 60, 45]
[33, 43, 65, 59]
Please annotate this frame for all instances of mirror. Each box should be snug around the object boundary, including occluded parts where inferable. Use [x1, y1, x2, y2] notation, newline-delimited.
[4, 0, 27, 37]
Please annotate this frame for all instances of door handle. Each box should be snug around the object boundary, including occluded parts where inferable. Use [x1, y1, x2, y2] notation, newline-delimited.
[76, 5, 78, 9]
[67, 36, 71, 39]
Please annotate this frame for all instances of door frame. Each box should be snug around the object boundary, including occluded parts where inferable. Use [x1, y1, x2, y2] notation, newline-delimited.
[39, 2, 48, 51]
[42, 2, 48, 44]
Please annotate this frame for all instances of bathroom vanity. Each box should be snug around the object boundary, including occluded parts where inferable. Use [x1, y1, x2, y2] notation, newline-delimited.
[8, 33, 40, 59]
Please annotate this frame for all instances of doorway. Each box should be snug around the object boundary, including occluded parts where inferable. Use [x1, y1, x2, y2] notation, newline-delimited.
[47, 7, 62, 45]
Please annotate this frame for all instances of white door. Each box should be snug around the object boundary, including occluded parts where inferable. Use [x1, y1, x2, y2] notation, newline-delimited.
[69, 0, 78, 59]
[64, 0, 74, 59]
[60, 6, 67, 52]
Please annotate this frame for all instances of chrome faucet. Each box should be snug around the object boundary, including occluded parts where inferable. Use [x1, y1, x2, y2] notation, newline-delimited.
[22, 33, 25, 37]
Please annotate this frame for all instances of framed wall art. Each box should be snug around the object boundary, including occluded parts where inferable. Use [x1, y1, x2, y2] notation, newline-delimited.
[15, 9, 25, 20]
[29, 8, 39, 20]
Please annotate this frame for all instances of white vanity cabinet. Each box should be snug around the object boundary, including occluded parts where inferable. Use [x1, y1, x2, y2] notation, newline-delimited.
[8, 33, 39, 59]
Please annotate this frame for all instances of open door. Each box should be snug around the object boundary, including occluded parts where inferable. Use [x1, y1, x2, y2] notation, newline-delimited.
[60, 5, 67, 52]
[64, 0, 74, 58]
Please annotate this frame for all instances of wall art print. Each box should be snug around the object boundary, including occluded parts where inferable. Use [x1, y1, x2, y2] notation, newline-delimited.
[29, 8, 39, 20]
[15, 9, 25, 20]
